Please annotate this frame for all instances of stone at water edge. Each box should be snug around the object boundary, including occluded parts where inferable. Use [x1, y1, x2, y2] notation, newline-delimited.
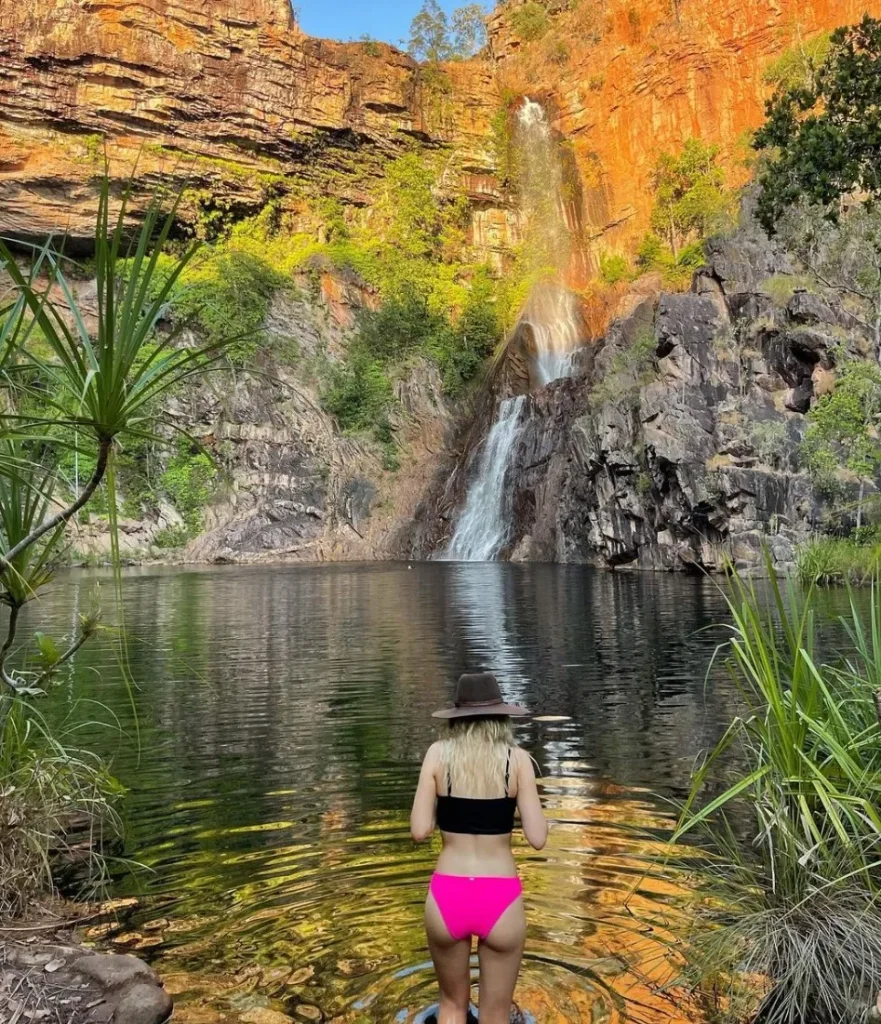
[109, 980, 174, 1024]
[72, 953, 157, 989]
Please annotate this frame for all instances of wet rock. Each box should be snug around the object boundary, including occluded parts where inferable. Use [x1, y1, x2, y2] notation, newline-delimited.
[72, 953, 157, 990]
[405, 209, 867, 574]
[109, 980, 173, 1023]
[294, 1005, 322, 1022]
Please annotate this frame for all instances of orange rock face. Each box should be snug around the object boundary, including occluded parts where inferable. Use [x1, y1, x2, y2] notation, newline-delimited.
[0, 0, 500, 243]
[489, 0, 881, 256]
[0, 0, 878, 264]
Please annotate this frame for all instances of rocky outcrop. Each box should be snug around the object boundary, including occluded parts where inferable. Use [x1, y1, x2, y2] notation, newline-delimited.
[406, 213, 866, 573]
[2, 0, 876, 268]
[0, 0, 502, 251]
[69, 264, 456, 564]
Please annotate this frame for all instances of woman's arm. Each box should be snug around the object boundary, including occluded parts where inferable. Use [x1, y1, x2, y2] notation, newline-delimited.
[410, 742, 441, 842]
[515, 747, 548, 850]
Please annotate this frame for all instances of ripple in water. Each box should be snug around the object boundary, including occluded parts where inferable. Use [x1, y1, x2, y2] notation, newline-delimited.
[27, 562, 737, 1023]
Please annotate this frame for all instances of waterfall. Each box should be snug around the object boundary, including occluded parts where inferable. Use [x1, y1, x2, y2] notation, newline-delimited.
[523, 282, 582, 386]
[440, 98, 582, 563]
[515, 98, 582, 386]
[443, 396, 527, 561]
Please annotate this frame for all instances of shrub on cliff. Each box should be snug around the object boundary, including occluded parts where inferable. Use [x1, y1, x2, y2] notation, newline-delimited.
[755, 15, 881, 232]
[755, 16, 881, 354]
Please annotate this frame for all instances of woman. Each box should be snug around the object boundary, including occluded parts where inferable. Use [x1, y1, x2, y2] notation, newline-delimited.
[410, 672, 548, 1024]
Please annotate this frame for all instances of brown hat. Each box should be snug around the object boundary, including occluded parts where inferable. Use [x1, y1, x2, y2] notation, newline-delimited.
[432, 672, 531, 719]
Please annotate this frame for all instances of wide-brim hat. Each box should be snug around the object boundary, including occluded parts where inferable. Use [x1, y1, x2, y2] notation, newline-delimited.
[432, 672, 531, 719]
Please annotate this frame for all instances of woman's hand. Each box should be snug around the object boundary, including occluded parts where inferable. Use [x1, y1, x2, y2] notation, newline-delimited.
[410, 742, 441, 842]
[515, 747, 548, 850]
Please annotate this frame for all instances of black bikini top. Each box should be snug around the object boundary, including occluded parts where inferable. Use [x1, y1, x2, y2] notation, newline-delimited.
[435, 749, 517, 835]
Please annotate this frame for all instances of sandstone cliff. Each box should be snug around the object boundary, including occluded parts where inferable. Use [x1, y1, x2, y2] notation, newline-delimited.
[488, 0, 881, 259]
[0, 0, 503, 252]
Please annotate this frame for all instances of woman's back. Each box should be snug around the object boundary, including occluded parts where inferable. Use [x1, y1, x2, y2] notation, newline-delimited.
[409, 673, 548, 1024]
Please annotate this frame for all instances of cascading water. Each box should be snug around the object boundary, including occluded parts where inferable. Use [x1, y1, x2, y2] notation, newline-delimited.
[515, 97, 583, 385]
[523, 282, 582, 386]
[443, 396, 527, 561]
[443, 97, 583, 561]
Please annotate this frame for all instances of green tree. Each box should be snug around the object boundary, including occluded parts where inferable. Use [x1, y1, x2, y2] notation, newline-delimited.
[755, 17, 881, 354]
[802, 361, 881, 528]
[754, 15, 881, 231]
[451, 4, 487, 55]
[408, 0, 454, 62]
[649, 138, 730, 257]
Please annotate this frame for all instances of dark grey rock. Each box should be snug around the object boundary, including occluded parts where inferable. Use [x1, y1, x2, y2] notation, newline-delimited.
[72, 953, 156, 990]
[109, 981, 173, 1024]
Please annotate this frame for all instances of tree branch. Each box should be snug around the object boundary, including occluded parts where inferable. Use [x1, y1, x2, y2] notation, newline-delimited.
[0, 437, 112, 575]
[0, 603, 21, 693]
[32, 624, 96, 689]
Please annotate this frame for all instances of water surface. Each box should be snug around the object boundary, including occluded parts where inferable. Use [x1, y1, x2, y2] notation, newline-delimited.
[27, 562, 742, 1023]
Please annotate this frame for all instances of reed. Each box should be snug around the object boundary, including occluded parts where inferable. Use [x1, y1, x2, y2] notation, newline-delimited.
[672, 568, 881, 1024]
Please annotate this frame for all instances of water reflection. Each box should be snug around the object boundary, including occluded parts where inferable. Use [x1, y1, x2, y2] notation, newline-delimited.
[23, 563, 739, 1022]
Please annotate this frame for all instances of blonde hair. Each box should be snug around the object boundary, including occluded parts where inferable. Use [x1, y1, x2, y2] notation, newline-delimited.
[441, 716, 517, 798]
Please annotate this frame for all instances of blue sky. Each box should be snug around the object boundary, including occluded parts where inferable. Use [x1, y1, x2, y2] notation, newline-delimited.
[296, 0, 490, 47]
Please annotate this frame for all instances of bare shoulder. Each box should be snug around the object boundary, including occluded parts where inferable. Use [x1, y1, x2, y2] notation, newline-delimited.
[423, 740, 444, 768]
[514, 746, 536, 777]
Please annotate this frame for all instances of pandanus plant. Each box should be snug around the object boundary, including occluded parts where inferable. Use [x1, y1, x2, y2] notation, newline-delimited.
[0, 178, 228, 694]
[672, 567, 881, 1024]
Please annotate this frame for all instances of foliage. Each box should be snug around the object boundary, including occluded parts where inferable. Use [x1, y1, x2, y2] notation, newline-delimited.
[759, 272, 816, 307]
[511, 1, 550, 41]
[750, 418, 790, 468]
[773, 201, 881, 350]
[0, 698, 124, 917]
[451, 4, 487, 56]
[0, 179, 227, 915]
[170, 248, 289, 366]
[322, 351, 394, 436]
[158, 439, 217, 535]
[598, 251, 631, 285]
[591, 324, 657, 406]
[672, 571, 881, 1024]
[754, 15, 881, 232]
[636, 232, 707, 289]
[649, 138, 733, 258]
[801, 360, 881, 496]
[762, 32, 832, 91]
[795, 535, 881, 585]
[408, 0, 486, 62]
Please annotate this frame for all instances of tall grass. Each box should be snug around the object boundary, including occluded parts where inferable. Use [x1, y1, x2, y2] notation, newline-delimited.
[673, 569, 881, 1024]
[796, 536, 881, 586]
[0, 698, 124, 918]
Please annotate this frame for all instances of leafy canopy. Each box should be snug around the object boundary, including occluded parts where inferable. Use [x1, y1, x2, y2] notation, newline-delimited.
[754, 15, 881, 232]
[649, 138, 731, 256]
[408, 0, 487, 62]
[802, 360, 881, 487]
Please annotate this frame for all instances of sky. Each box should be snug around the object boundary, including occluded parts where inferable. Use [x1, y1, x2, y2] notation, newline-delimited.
[295, 0, 491, 48]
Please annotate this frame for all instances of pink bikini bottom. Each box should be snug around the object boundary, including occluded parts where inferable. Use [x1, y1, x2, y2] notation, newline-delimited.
[429, 873, 523, 941]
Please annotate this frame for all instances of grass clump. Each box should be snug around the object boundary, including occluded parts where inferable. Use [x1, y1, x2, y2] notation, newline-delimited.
[0, 700, 123, 918]
[672, 569, 881, 1024]
[796, 535, 881, 585]
[760, 273, 816, 307]
[592, 325, 657, 406]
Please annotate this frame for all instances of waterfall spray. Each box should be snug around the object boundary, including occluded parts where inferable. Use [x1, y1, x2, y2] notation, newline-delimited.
[443, 397, 527, 561]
